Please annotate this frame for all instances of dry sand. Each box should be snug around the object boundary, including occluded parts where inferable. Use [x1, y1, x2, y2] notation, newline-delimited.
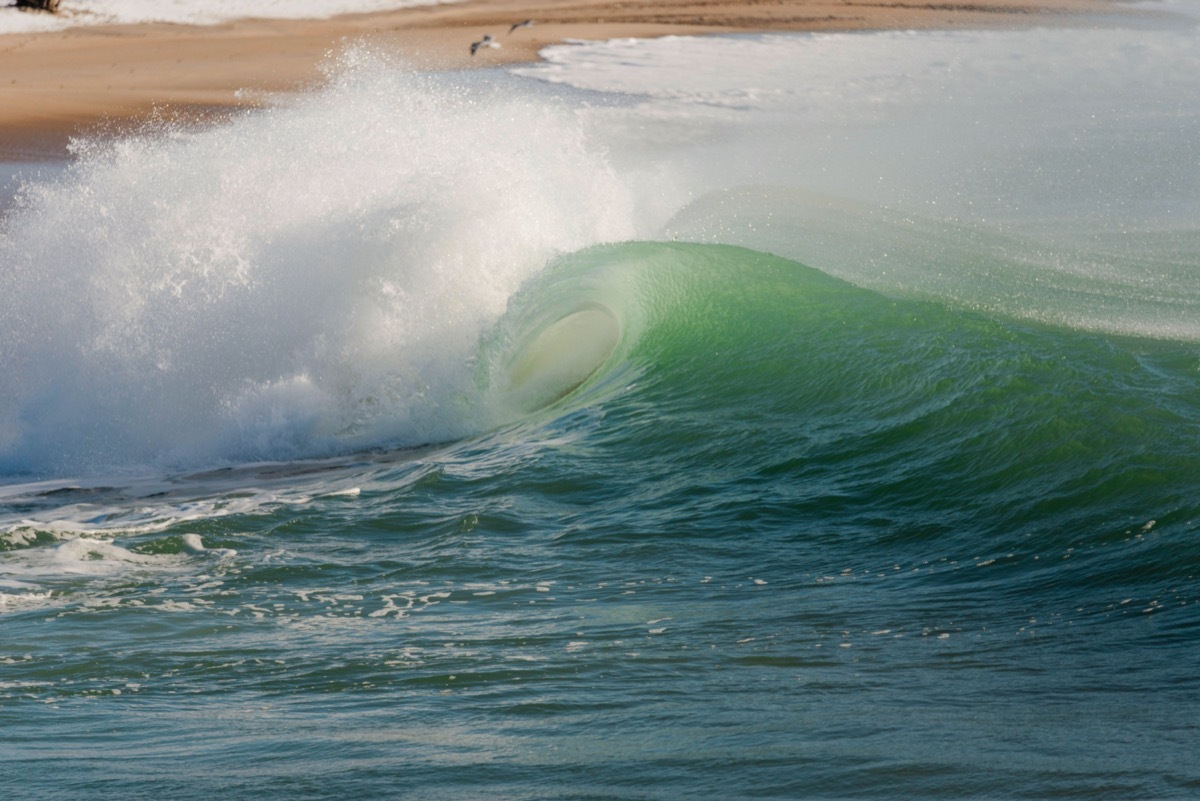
[1, 0, 1124, 159]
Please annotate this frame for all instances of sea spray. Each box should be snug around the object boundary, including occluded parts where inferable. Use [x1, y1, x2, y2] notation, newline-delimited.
[520, 22, 1200, 338]
[0, 50, 680, 476]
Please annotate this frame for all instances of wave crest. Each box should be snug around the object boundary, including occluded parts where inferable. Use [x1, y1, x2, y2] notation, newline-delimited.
[0, 51, 677, 476]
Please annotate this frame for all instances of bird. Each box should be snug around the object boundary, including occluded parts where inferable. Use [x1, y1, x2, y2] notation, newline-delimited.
[470, 34, 501, 56]
[509, 19, 534, 34]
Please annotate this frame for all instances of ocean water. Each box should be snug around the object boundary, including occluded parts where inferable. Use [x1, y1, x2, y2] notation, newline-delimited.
[3, 4, 1200, 799]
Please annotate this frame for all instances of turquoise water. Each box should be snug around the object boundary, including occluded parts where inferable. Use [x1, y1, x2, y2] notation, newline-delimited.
[3, 12, 1200, 799]
[3, 240, 1198, 798]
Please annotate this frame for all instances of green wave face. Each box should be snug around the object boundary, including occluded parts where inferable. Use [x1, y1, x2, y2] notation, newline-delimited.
[484, 240, 1200, 562]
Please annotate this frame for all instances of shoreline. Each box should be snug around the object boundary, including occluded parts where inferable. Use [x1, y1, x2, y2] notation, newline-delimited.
[1, 0, 1128, 160]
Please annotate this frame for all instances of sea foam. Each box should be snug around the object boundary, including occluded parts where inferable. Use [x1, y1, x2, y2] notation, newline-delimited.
[0, 51, 676, 476]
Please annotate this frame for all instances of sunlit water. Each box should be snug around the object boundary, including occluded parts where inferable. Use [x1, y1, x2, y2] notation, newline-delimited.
[2, 4, 1199, 798]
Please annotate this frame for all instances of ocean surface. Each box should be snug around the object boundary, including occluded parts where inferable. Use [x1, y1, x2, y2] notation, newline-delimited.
[3, 2, 1200, 798]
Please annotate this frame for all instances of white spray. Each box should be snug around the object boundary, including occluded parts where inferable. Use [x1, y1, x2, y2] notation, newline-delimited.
[0, 50, 677, 476]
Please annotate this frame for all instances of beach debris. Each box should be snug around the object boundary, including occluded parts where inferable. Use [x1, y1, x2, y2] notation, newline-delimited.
[15, 0, 61, 12]
[469, 34, 501, 56]
[509, 19, 534, 34]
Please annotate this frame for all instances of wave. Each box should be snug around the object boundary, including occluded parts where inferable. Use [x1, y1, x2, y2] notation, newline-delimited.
[0, 52, 680, 476]
[4, 238, 1200, 600]
[528, 239, 1200, 540]
[3, 35, 1199, 483]
[507, 244, 1200, 618]
[493, 238, 1200, 547]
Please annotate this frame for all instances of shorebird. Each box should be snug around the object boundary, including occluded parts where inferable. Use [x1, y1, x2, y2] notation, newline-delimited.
[509, 19, 534, 34]
[470, 34, 501, 56]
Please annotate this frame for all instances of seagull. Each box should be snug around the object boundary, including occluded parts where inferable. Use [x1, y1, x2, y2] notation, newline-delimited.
[509, 19, 534, 34]
[470, 34, 501, 56]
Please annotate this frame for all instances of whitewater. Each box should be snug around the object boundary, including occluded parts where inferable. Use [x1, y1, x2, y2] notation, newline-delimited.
[1, 2, 1198, 799]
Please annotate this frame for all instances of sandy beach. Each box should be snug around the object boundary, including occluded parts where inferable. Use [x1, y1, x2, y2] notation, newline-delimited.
[1, 0, 1123, 159]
